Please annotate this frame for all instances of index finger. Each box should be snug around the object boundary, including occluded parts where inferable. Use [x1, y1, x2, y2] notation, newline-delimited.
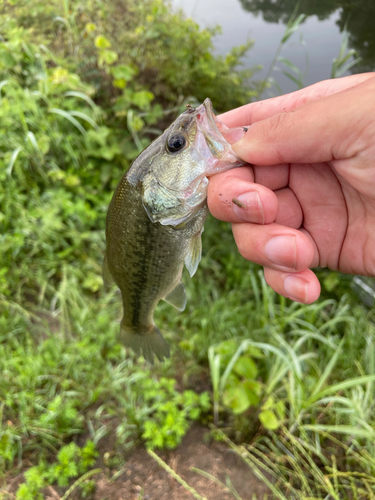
[219, 73, 375, 127]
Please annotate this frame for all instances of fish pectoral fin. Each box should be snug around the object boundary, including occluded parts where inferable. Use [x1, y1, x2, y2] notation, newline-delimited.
[120, 323, 170, 364]
[164, 282, 187, 311]
[185, 229, 203, 277]
[102, 251, 115, 287]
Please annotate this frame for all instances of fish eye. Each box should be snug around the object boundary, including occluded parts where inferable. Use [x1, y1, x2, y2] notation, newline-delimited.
[166, 132, 187, 153]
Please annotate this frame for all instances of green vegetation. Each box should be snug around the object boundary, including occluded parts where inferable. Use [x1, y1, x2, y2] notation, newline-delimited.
[0, 0, 374, 499]
[15, 441, 99, 500]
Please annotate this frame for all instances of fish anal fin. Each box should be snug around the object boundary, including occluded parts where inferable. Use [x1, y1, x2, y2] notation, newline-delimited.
[164, 282, 187, 311]
[102, 252, 115, 287]
[120, 323, 170, 364]
[185, 229, 203, 277]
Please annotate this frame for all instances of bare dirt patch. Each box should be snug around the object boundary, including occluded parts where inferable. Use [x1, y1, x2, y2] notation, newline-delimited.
[2, 426, 270, 500]
[93, 425, 270, 500]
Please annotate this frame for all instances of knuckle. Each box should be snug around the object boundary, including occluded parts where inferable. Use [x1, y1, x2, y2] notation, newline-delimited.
[263, 114, 290, 164]
[266, 113, 289, 139]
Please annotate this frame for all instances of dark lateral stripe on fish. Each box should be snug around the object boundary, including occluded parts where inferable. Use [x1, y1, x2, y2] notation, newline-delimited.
[129, 212, 162, 329]
[130, 225, 149, 328]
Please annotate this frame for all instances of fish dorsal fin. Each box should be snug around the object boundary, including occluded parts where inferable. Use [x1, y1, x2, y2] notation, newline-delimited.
[185, 229, 203, 277]
[102, 252, 115, 287]
[164, 282, 187, 311]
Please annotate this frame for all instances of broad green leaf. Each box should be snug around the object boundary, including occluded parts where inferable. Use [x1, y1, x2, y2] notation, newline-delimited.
[214, 339, 237, 357]
[261, 396, 275, 410]
[233, 356, 258, 380]
[275, 400, 285, 420]
[131, 90, 154, 109]
[85, 23, 96, 33]
[259, 409, 279, 430]
[94, 35, 111, 49]
[111, 64, 136, 81]
[113, 79, 127, 89]
[99, 50, 118, 66]
[242, 380, 261, 405]
[245, 345, 263, 358]
[223, 385, 251, 414]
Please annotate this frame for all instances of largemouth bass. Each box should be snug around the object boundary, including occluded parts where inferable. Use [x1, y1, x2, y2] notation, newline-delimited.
[104, 98, 244, 363]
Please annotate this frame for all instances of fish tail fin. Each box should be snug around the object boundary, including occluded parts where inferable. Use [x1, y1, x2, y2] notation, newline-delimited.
[120, 323, 170, 364]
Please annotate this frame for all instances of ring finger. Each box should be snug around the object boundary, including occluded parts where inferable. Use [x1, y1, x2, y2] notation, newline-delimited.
[232, 222, 317, 272]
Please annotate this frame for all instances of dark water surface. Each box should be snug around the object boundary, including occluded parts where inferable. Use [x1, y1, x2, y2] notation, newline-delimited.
[172, 0, 375, 96]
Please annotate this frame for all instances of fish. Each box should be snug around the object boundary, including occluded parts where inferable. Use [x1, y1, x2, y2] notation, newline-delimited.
[104, 98, 245, 363]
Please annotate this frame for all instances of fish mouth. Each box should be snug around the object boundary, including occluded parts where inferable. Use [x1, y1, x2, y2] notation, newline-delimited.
[196, 98, 232, 159]
[202, 98, 222, 133]
[201, 98, 229, 142]
[181, 98, 226, 140]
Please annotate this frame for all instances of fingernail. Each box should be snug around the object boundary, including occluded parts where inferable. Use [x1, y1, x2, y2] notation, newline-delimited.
[232, 192, 264, 224]
[221, 126, 249, 144]
[265, 235, 297, 269]
[284, 275, 309, 303]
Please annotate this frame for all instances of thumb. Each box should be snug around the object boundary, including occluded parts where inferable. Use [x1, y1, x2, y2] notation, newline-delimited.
[232, 76, 375, 166]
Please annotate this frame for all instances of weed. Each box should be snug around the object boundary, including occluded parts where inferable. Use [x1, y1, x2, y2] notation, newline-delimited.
[15, 440, 98, 499]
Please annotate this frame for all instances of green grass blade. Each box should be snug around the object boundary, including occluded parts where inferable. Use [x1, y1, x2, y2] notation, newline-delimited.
[190, 468, 242, 500]
[49, 108, 86, 135]
[282, 13, 306, 43]
[6, 147, 22, 175]
[302, 424, 375, 439]
[281, 71, 303, 89]
[277, 57, 300, 74]
[26, 131, 42, 156]
[308, 338, 344, 401]
[0, 79, 9, 99]
[308, 374, 375, 406]
[69, 110, 99, 130]
[148, 449, 207, 500]
[64, 91, 97, 110]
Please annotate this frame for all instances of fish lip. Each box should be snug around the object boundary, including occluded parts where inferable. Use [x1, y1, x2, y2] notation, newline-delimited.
[202, 97, 214, 115]
[202, 98, 227, 140]
[202, 98, 217, 127]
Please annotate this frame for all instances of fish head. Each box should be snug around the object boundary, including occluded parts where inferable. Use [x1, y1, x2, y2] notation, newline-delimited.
[141, 98, 245, 226]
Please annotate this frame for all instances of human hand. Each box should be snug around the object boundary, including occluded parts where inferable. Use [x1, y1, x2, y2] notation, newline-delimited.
[208, 73, 375, 303]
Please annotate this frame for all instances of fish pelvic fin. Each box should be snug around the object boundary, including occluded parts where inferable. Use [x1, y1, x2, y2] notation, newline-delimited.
[185, 228, 203, 277]
[164, 281, 187, 311]
[120, 322, 170, 364]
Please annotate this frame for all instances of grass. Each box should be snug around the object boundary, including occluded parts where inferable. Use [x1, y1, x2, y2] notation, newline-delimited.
[2, 220, 375, 499]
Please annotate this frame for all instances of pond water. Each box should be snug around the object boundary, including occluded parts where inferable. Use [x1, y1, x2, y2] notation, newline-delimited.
[172, 0, 375, 96]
